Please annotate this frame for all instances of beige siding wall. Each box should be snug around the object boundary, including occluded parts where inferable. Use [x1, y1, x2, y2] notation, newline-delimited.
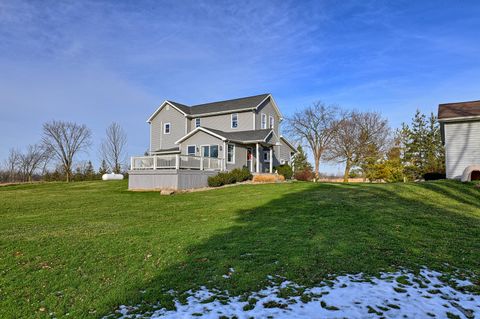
[150, 105, 187, 152]
[226, 143, 249, 170]
[444, 120, 480, 179]
[255, 99, 280, 135]
[192, 111, 253, 132]
[279, 140, 296, 164]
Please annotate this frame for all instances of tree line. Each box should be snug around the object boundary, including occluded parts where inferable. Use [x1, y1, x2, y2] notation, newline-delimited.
[286, 101, 445, 182]
[1, 121, 127, 183]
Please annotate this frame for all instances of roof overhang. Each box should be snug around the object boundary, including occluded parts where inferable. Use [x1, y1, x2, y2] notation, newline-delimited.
[187, 108, 256, 118]
[147, 101, 188, 123]
[256, 94, 283, 120]
[175, 127, 227, 144]
[438, 115, 480, 123]
[280, 135, 298, 153]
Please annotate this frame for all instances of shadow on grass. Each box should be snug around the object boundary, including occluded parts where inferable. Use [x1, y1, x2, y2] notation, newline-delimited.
[103, 181, 480, 315]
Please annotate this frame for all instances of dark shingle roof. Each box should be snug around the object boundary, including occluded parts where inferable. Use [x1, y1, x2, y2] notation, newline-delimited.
[205, 127, 273, 143]
[438, 100, 480, 120]
[168, 93, 270, 116]
[166, 101, 191, 114]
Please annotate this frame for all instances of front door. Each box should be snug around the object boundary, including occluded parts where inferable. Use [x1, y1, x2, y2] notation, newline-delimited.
[246, 147, 253, 172]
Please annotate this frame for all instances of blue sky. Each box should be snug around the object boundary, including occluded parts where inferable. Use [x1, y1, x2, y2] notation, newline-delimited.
[1, 0, 479, 174]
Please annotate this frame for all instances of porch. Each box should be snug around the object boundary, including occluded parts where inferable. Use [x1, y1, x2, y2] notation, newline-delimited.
[130, 154, 225, 171]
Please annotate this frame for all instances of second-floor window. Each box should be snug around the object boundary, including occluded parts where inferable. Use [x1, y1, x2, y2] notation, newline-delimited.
[261, 113, 267, 129]
[231, 113, 238, 128]
[164, 123, 171, 134]
[269, 115, 274, 129]
[195, 118, 201, 128]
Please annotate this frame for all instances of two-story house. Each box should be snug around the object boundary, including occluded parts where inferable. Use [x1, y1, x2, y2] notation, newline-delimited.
[129, 93, 297, 190]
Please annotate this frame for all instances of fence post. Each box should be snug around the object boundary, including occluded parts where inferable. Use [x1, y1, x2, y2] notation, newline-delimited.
[130, 157, 134, 170]
[175, 154, 180, 170]
[153, 155, 157, 170]
[200, 155, 204, 170]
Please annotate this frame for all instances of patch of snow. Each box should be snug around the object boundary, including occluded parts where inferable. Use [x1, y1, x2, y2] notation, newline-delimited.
[106, 268, 479, 319]
[222, 267, 235, 279]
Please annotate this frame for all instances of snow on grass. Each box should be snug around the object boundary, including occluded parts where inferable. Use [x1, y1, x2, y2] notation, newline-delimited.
[107, 268, 479, 319]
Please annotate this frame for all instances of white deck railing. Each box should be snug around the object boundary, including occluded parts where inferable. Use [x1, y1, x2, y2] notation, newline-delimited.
[130, 154, 224, 171]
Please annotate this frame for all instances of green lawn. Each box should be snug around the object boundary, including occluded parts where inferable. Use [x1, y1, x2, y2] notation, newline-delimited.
[1, 180, 479, 318]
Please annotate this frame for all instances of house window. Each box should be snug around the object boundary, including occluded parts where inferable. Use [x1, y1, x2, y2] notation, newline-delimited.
[187, 145, 196, 156]
[202, 145, 219, 158]
[227, 144, 235, 163]
[269, 116, 274, 129]
[261, 113, 267, 129]
[164, 123, 171, 134]
[231, 113, 238, 128]
[263, 150, 270, 162]
[195, 118, 201, 128]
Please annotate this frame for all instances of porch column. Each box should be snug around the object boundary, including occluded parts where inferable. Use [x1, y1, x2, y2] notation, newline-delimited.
[256, 143, 260, 173]
[223, 141, 227, 171]
[269, 147, 273, 173]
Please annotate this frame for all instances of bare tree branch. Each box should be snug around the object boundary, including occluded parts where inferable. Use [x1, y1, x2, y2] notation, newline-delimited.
[99, 122, 127, 174]
[42, 120, 92, 182]
[285, 101, 339, 178]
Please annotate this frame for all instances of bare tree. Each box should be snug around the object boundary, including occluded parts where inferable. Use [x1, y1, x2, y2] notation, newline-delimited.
[42, 120, 92, 182]
[4, 148, 20, 182]
[18, 144, 50, 182]
[100, 122, 127, 173]
[286, 101, 339, 179]
[327, 111, 390, 182]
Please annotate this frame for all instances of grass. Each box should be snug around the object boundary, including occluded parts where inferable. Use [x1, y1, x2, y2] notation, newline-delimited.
[0, 179, 479, 318]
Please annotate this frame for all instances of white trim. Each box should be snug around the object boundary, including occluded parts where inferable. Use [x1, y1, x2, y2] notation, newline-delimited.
[252, 110, 256, 130]
[147, 101, 188, 123]
[231, 113, 239, 129]
[261, 113, 267, 129]
[256, 143, 260, 173]
[185, 118, 188, 134]
[269, 147, 273, 173]
[186, 144, 196, 156]
[254, 94, 283, 120]
[175, 127, 227, 144]
[187, 108, 256, 118]
[263, 150, 270, 162]
[200, 144, 220, 158]
[438, 115, 480, 122]
[279, 136, 297, 153]
[227, 143, 235, 164]
[163, 122, 171, 134]
[149, 123, 152, 153]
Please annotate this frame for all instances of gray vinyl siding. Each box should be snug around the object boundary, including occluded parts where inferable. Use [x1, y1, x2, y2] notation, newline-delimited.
[444, 120, 480, 179]
[255, 99, 280, 135]
[193, 111, 254, 132]
[179, 130, 224, 158]
[226, 143, 249, 170]
[279, 140, 296, 164]
[150, 105, 187, 152]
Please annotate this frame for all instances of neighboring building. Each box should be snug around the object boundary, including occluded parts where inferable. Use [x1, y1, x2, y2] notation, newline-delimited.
[438, 100, 480, 181]
[129, 93, 297, 190]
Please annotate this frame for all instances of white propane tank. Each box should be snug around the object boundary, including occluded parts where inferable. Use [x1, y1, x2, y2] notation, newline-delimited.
[102, 173, 124, 180]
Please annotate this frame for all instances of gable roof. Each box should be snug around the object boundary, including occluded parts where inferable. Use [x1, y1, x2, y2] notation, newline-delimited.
[438, 100, 480, 121]
[175, 127, 274, 145]
[187, 94, 270, 115]
[148, 93, 282, 122]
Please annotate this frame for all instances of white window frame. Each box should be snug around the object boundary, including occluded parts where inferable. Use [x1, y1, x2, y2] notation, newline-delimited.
[231, 113, 238, 129]
[263, 150, 270, 162]
[201, 144, 219, 158]
[227, 144, 235, 164]
[269, 115, 274, 129]
[187, 145, 196, 156]
[261, 113, 267, 129]
[195, 118, 201, 128]
[164, 122, 171, 134]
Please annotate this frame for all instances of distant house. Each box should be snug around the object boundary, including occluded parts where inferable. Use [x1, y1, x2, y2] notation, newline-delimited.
[438, 100, 480, 181]
[129, 94, 297, 190]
